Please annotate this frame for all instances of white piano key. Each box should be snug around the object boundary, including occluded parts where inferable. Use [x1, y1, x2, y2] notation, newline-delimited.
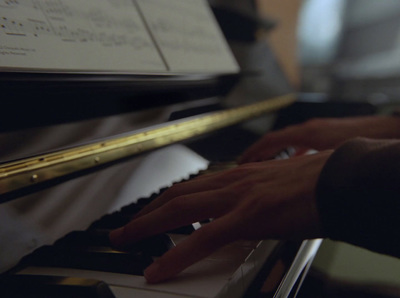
[168, 233, 187, 245]
[192, 222, 202, 231]
[18, 259, 234, 298]
[110, 285, 193, 298]
[205, 243, 254, 263]
[18, 239, 279, 298]
[170, 234, 255, 263]
[250, 240, 278, 271]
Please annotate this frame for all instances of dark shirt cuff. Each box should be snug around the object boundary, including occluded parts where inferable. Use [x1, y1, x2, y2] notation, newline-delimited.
[316, 137, 400, 258]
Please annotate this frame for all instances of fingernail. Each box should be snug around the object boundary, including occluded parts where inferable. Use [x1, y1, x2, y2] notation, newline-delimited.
[109, 227, 124, 247]
[144, 262, 162, 283]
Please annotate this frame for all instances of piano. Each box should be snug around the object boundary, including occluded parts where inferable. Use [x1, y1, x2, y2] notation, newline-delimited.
[0, 1, 322, 297]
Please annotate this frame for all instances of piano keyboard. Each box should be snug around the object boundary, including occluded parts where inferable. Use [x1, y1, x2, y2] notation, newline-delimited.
[1, 164, 280, 298]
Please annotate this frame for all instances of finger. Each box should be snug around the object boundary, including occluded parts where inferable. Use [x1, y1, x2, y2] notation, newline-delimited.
[109, 189, 230, 248]
[131, 174, 219, 219]
[134, 167, 244, 219]
[144, 214, 239, 283]
[238, 136, 289, 164]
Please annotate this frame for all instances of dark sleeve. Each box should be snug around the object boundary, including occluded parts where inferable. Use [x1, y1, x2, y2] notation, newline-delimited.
[316, 137, 400, 258]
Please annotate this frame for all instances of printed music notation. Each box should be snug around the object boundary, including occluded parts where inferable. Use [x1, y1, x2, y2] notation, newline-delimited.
[0, 0, 238, 74]
[136, 0, 238, 72]
[0, 0, 152, 48]
[0, 0, 19, 8]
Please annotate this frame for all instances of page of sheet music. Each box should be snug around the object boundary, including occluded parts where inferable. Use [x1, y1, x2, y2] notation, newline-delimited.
[136, 0, 239, 73]
[0, 0, 239, 74]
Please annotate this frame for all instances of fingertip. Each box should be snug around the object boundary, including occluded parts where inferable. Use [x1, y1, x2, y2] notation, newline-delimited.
[144, 262, 164, 284]
[145, 258, 182, 284]
[237, 155, 245, 164]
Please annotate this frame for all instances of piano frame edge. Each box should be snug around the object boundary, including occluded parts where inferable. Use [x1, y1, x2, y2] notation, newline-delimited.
[241, 239, 322, 298]
[0, 93, 296, 203]
[273, 239, 322, 298]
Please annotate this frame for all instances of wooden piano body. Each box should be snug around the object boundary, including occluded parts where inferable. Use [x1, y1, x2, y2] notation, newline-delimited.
[0, 1, 321, 297]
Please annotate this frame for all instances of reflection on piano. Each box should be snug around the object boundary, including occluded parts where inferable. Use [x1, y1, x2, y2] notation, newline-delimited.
[0, 1, 321, 297]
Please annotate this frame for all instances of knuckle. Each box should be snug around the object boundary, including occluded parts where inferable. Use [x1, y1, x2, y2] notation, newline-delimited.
[304, 118, 324, 129]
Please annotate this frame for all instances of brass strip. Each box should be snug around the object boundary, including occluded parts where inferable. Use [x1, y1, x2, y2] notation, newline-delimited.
[0, 93, 295, 197]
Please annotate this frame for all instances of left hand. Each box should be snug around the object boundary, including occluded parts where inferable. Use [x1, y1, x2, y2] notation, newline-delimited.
[239, 116, 400, 163]
[109, 151, 332, 283]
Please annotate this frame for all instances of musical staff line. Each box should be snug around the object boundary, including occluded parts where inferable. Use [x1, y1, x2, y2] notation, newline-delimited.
[1, 0, 238, 73]
[1, 0, 154, 49]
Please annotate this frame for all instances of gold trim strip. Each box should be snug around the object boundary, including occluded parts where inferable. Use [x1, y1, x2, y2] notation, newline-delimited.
[0, 93, 295, 197]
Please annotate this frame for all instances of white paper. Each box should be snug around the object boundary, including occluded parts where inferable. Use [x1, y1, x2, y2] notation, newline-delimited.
[136, 0, 239, 73]
[0, 0, 239, 74]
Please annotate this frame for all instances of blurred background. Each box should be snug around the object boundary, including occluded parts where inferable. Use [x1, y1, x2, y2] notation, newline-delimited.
[258, 0, 400, 105]
[255, 0, 400, 296]
[211, 0, 400, 295]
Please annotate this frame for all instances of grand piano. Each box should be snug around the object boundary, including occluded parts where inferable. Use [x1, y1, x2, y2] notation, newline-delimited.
[0, 1, 322, 297]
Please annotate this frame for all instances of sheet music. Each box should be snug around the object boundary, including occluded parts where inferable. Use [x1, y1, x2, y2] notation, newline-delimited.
[0, 0, 239, 74]
[136, 0, 239, 73]
[0, 0, 166, 72]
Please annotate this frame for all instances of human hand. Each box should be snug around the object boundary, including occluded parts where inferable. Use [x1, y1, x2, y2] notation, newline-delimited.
[109, 151, 332, 283]
[239, 116, 400, 163]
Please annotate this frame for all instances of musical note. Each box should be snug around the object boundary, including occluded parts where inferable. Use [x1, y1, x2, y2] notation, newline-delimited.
[0, 15, 55, 38]
[0, 0, 148, 49]
[0, 0, 19, 8]
[0, 0, 237, 74]
[1, 16, 26, 36]
[138, 0, 226, 45]
[136, 0, 238, 72]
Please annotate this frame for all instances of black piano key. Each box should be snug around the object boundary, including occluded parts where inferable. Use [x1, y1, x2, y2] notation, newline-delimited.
[56, 230, 175, 257]
[118, 192, 161, 216]
[123, 233, 175, 257]
[89, 212, 132, 229]
[89, 196, 156, 230]
[118, 203, 143, 217]
[55, 230, 112, 248]
[0, 274, 115, 298]
[24, 245, 153, 275]
[167, 224, 196, 235]
[89, 184, 189, 230]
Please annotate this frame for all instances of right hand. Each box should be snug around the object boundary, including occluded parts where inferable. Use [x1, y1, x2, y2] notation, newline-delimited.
[239, 116, 400, 163]
[110, 151, 331, 283]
